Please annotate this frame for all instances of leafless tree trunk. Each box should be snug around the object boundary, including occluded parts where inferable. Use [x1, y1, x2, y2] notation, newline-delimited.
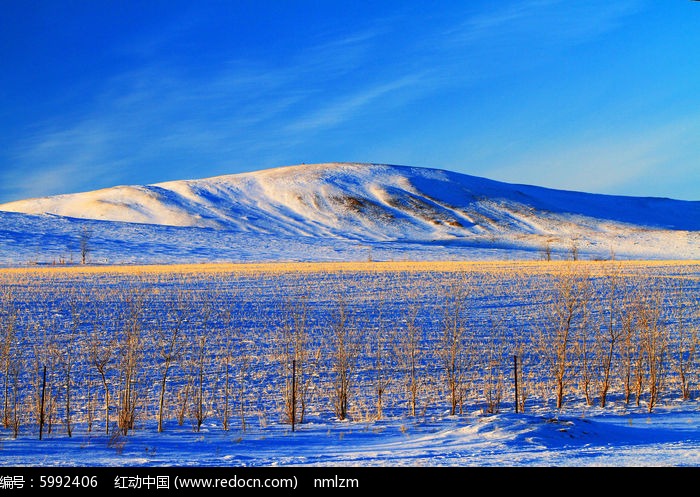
[29, 313, 53, 437]
[0, 286, 22, 439]
[619, 288, 640, 405]
[513, 343, 531, 413]
[79, 226, 92, 265]
[543, 240, 553, 261]
[117, 292, 144, 435]
[482, 313, 506, 414]
[670, 280, 697, 401]
[176, 371, 192, 427]
[188, 295, 212, 432]
[215, 296, 252, 433]
[1, 287, 18, 429]
[216, 307, 237, 431]
[85, 368, 94, 433]
[237, 344, 250, 432]
[155, 293, 187, 432]
[633, 324, 645, 407]
[43, 328, 63, 436]
[439, 275, 471, 416]
[221, 351, 231, 431]
[328, 296, 361, 421]
[594, 265, 624, 408]
[191, 333, 209, 432]
[576, 307, 593, 406]
[8, 352, 21, 438]
[638, 286, 668, 413]
[279, 295, 311, 426]
[62, 290, 86, 437]
[537, 265, 591, 409]
[367, 292, 391, 420]
[569, 240, 579, 261]
[88, 320, 115, 434]
[393, 291, 423, 417]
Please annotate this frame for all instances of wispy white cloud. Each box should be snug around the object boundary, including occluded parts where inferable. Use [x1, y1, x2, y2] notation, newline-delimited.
[447, 0, 643, 48]
[486, 117, 700, 197]
[283, 75, 425, 134]
[417, 0, 645, 88]
[2, 120, 127, 201]
[3, 23, 417, 201]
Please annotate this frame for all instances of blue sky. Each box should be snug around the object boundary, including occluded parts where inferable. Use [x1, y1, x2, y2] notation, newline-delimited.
[1, 0, 699, 203]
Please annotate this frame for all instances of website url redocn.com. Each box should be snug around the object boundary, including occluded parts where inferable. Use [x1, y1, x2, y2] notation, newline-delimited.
[174, 475, 297, 489]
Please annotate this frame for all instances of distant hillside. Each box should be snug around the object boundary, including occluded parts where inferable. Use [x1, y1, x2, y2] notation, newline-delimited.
[1, 163, 699, 264]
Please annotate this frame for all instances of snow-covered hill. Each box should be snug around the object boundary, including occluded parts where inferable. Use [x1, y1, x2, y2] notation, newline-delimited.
[1, 163, 698, 264]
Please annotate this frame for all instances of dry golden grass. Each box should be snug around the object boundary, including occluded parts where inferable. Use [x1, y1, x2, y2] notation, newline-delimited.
[1, 259, 699, 279]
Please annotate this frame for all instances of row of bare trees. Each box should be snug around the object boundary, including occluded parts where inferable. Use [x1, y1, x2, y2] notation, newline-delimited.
[533, 265, 698, 413]
[0, 263, 698, 439]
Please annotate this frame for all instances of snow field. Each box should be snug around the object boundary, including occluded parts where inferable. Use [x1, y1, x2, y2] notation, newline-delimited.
[1, 261, 699, 466]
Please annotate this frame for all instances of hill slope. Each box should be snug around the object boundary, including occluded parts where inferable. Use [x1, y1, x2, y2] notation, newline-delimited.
[1, 163, 698, 263]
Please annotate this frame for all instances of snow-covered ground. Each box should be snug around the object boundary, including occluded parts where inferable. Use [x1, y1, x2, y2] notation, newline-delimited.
[1, 261, 699, 469]
[2, 403, 699, 467]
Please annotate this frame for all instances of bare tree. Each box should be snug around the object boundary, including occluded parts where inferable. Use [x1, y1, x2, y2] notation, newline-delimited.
[176, 364, 193, 427]
[192, 295, 214, 432]
[216, 315, 231, 431]
[79, 226, 93, 265]
[594, 264, 625, 408]
[29, 317, 46, 437]
[632, 312, 646, 407]
[190, 334, 208, 432]
[116, 291, 145, 435]
[619, 286, 642, 405]
[61, 289, 87, 437]
[29, 310, 59, 437]
[543, 240, 553, 262]
[328, 295, 361, 421]
[513, 341, 532, 413]
[0, 285, 23, 439]
[190, 336, 209, 431]
[393, 290, 423, 417]
[638, 285, 668, 413]
[569, 240, 580, 261]
[7, 348, 22, 438]
[482, 312, 506, 414]
[438, 274, 471, 416]
[215, 307, 236, 431]
[366, 289, 391, 421]
[1, 287, 18, 429]
[88, 320, 115, 434]
[212, 291, 252, 433]
[237, 338, 251, 432]
[537, 266, 591, 409]
[670, 279, 697, 401]
[279, 294, 313, 426]
[576, 313, 593, 406]
[155, 292, 187, 432]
